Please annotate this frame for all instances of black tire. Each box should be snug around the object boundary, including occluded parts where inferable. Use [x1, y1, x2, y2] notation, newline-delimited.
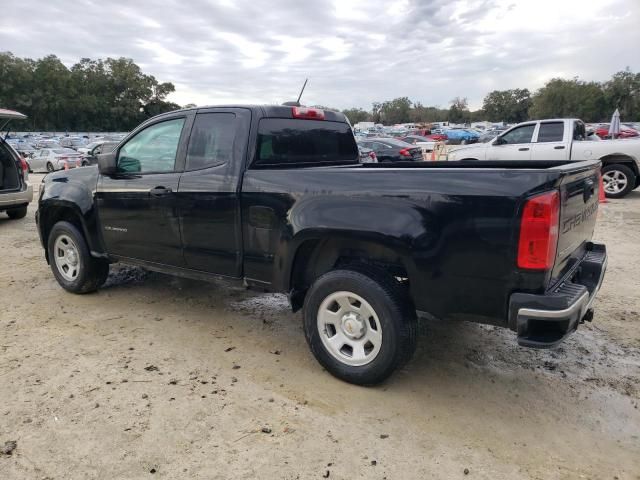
[6, 206, 28, 219]
[46, 162, 55, 172]
[47, 221, 109, 294]
[602, 164, 636, 199]
[303, 266, 417, 385]
[81, 161, 89, 167]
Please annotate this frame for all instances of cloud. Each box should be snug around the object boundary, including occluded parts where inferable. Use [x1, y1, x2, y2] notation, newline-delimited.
[1, 0, 639, 110]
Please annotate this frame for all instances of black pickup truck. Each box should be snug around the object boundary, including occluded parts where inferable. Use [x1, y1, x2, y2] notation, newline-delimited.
[37, 105, 607, 385]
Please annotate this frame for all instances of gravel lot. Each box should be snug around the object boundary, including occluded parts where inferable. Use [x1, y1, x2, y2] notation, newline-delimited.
[1, 174, 639, 479]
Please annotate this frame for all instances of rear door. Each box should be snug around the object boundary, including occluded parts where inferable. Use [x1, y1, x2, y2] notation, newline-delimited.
[551, 162, 601, 285]
[531, 121, 569, 160]
[488, 123, 536, 160]
[177, 108, 251, 276]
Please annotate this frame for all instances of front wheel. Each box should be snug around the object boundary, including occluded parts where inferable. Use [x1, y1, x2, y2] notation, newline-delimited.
[47, 221, 109, 294]
[602, 164, 636, 198]
[303, 267, 417, 385]
[46, 162, 55, 172]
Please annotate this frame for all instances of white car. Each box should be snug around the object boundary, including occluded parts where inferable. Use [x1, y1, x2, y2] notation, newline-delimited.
[27, 148, 86, 173]
[447, 118, 640, 198]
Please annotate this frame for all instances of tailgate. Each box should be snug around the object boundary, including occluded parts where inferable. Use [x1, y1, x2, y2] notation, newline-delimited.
[551, 162, 601, 284]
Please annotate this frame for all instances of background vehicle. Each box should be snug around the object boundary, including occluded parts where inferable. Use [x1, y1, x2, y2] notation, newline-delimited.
[37, 105, 607, 385]
[0, 109, 32, 219]
[60, 137, 88, 150]
[443, 128, 480, 145]
[28, 147, 85, 172]
[448, 118, 640, 198]
[82, 141, 118, 165]
[34, 139, 61, 149]
[595, 125, 639, 139]
[357, 137, 423, 162]
[478, 128, 506, 143]
[399, 135, 437, 153]
[357, 146, 378, 163]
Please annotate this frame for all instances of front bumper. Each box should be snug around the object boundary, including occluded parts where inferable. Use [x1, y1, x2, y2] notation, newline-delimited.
[509, 243, 607, 348]
[0, 184, 33, 209]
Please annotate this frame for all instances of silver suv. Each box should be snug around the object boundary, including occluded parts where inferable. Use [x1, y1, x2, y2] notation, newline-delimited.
[1, 109, 32, 219]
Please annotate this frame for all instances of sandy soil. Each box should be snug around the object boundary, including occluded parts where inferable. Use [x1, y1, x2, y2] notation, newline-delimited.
[1, 174, 639, 479]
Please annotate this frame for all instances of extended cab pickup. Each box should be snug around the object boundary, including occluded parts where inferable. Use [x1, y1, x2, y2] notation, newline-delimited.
[37, 106, 607, 385]
[447, 118, 640, 198]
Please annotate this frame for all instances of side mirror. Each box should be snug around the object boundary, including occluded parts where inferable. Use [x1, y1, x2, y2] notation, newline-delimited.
[97, 151, 117, 175]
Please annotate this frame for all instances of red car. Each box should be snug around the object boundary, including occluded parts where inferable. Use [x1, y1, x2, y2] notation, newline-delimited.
[595, 126, 639, 139]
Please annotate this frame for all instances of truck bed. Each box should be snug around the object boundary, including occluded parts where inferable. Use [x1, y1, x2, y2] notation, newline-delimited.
[241, 159, 602, 328]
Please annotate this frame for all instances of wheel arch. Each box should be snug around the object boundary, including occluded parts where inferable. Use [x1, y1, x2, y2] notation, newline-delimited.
[287, 234, 411, 312]
[39, 202, 97, 262]
[598, 154, 639, 177]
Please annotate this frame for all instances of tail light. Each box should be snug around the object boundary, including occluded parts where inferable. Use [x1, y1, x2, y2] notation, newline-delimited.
[292, 106, 325, 120]
[517, 191, 560, 270]
[399, 148, 412, 157]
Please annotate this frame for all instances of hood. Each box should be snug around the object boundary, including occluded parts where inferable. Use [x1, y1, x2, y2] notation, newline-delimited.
[448, 143, 487, 153]
[0, 109, 27, 133]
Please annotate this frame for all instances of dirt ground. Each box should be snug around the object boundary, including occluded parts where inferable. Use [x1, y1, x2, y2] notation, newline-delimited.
[1, 174, 639, 480]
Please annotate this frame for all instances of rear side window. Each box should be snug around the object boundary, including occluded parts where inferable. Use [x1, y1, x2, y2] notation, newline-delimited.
[254, 119, 358, 167]
[186, 113, 236, 170]
[537, 122, 564, 143]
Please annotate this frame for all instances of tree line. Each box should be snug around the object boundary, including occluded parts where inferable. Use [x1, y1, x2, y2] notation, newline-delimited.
[1, 52, 638, 131]
[0, 52, 180, 131]
[342, 69, 640, 125]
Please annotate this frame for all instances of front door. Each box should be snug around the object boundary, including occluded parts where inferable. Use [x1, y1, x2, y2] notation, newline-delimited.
[96, 115, 190, 266]
[488, 123, 536, 160]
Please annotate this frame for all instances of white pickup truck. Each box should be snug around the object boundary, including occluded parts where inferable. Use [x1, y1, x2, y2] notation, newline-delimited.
[447, 118, 640, 198]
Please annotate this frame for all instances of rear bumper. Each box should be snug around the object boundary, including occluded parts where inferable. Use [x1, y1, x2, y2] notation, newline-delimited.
[0, 184, 33, 209]
[509, 243, 607, 348]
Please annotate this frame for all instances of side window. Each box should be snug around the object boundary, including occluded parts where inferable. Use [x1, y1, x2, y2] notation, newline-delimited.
[500, 124, 535, 144]
[185, 113, 236, 171]
[537, 122, 564, 142]
[573, 121, 586, 141]
[117, 118, 185, 173]
[94, 145, 103, 155]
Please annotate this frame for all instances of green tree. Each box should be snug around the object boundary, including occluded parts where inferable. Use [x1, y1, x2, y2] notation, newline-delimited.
[482, 89, 531, 123]
[603, 68, 640, 121]
[529, 78, 607, 122]
[342, 108, 372, 124]
[448, 97, 469, 123]
[375, 97, 412, 124]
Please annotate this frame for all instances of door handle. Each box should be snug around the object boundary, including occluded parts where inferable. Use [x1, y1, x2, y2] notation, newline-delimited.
[149, 186, 172, 197]
[518, 147, 529, 151]
[554, 146, 566, 150]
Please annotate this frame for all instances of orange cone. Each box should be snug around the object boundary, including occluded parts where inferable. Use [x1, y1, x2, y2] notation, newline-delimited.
[598, 172, 607, 203]
[64, 161, 69, 171]
[430, 148, 436, 161]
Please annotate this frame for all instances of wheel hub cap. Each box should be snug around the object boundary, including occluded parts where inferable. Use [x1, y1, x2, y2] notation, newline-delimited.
[317, 291, 383, 367]
[341, 312, 365, 339]
[67, 249, 78, 266]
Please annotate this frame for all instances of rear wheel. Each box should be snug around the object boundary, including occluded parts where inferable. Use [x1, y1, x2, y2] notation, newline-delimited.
[602, 164, 636, 198]
[47, 221, 109, 293]
[46, 162, 55, 172]
[303, 266, 417, 385]
[7, 206, 27, 219]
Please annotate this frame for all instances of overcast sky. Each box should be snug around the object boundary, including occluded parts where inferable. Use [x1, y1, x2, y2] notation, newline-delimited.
[2, 0, 639, 110]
